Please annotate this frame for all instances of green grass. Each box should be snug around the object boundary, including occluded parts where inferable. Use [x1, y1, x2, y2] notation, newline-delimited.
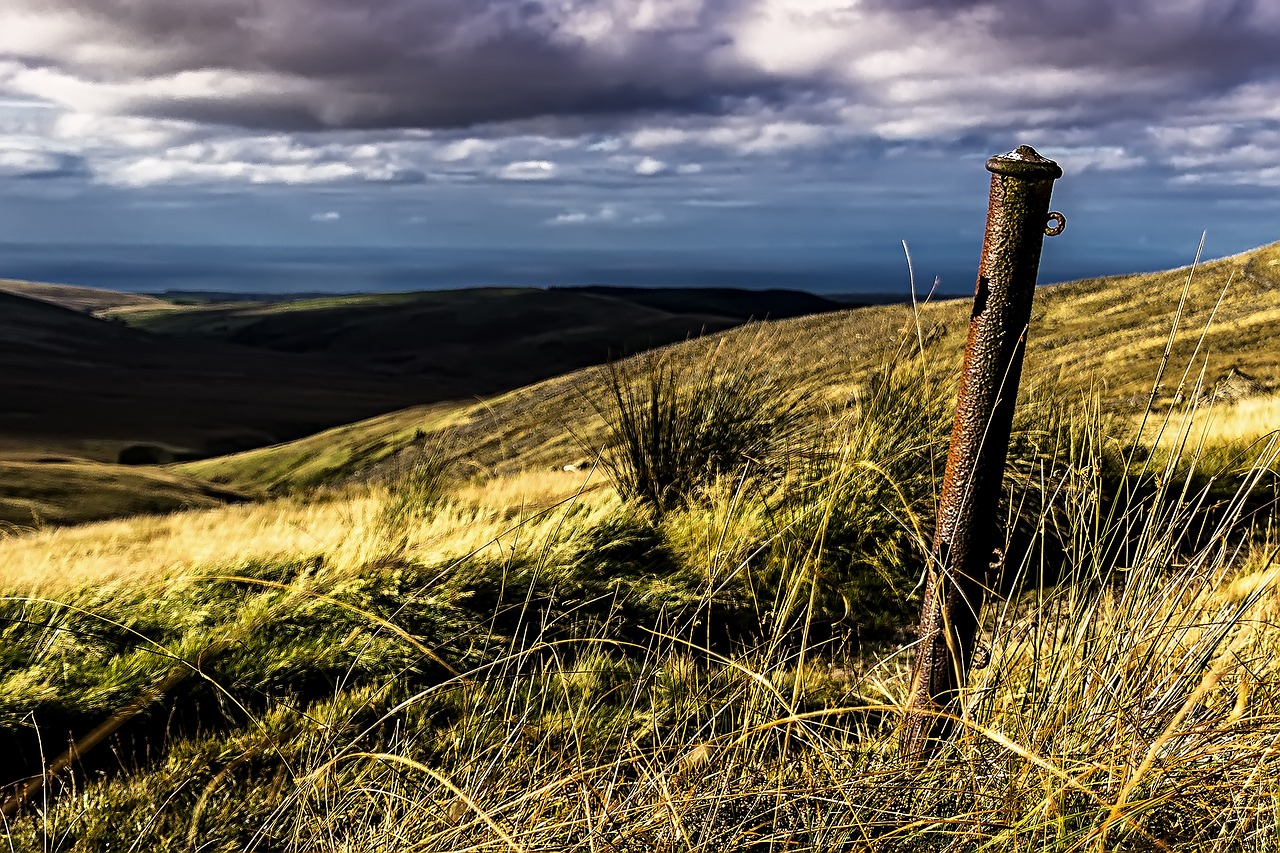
[3, 343, 1277, 850]
[594, 336, 811, 517]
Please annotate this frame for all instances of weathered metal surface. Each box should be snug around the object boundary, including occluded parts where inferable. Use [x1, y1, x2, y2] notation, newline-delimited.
[900, 145, 1063, 757]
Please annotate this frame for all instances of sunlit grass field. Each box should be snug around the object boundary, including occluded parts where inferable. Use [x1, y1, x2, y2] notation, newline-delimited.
[1, 245, 1279, 851]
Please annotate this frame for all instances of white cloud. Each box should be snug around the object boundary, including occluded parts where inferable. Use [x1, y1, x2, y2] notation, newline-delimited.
[547, 204, 619, 225]
[106, 156, 393, 186]
[312, 211, 340, 222]
[1173, 166, 1280, 188]
[546, 204, 665, 226]
[630, 119, 835, 154]
[96, 134, 425, 186]
[1041, 146, 1146, 174]
[436, 137, 497, 162]
[0, 144, 80, 177]
[634, 156, 666, 176]
[629, 127, 689, 149]
[498, 159, 557, 181]
[53, 111, 195, 149]
[675, 163, 703, 174]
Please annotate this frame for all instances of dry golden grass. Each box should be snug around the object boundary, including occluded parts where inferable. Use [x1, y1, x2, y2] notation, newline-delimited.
[1186, 393, 1280, 445]
[0, 468, 615, 596]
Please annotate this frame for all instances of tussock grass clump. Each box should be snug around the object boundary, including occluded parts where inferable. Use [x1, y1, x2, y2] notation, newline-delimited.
[596, 336, 810, 517]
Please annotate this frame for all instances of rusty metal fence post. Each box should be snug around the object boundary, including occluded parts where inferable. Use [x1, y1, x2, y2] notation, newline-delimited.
[900, 145, 1064, 758]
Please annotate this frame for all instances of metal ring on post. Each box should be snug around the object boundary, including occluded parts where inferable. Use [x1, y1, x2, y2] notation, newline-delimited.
[1045, 211, 1066, 237]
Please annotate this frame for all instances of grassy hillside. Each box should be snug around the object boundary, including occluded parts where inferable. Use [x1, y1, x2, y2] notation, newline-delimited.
[1, 245, 1279, 850]
[0, 459, 248, 528]
[1, 348, 1277, 850]
[185, 241, 1280, 496]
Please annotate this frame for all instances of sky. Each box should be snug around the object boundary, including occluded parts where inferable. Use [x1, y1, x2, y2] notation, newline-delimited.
[0, 0, 1278, 293]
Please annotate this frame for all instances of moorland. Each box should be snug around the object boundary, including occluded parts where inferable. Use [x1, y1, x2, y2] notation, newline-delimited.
[0, 241, 1278, 851]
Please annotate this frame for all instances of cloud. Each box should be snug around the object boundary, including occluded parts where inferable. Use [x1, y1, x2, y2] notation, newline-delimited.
[311, 210, 340, 222]
[435, 137, 498, 163]
[548, 204, 619, 225]
[53, 111, 196, 149]
[0, 144, 86, 178]
[630, 119, 835, 154]
[1041, 146, 1146, 173]
[498, 159, 557, 181]
[634, 156, 667, 176]
[547, 204, 665, 225]
[0, 0, 1277, 196]
[100, 135, 426, 186]
[0, 1, 784, 131]
[2, 0, 1270, 143]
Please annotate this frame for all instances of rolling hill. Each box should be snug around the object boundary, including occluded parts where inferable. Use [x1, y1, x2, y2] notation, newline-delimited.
[180, 240, 1280, 496]
[0, 281, 845, 524]
[2, 242, 1276, 524]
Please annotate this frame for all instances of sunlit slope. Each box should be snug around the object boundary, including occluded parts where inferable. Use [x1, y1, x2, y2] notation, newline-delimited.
[181, 241, 1280, 496]
[1031, 240, 1280, 405]
[0, 279, 169, 315]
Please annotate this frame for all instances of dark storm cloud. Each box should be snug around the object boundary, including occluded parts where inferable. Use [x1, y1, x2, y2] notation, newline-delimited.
[1, 0, 1278, 148]
[1, 0, 794, 130]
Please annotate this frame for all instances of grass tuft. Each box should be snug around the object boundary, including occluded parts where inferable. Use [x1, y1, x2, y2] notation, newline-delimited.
[595, 335, 810, 518]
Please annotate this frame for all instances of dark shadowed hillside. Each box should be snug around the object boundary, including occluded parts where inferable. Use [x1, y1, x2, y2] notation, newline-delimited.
[0, 291, 422, 461]
[1, 284, 843, 464]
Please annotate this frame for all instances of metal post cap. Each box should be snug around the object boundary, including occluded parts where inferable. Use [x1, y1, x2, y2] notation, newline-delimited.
[986, 145, 1063, 180]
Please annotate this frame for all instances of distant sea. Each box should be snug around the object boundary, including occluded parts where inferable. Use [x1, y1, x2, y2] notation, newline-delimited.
[0, 242, 1142, 298]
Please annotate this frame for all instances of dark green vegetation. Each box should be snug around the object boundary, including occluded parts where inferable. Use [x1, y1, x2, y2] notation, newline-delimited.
[1, 245, 1279, 850]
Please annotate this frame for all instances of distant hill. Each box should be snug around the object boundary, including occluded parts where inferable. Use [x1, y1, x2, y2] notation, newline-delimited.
[0, 283, 844, 511]
[0, 278, 169, 315]
[104, 286, 842, 367]
[551, 286, 849, 319]
[0, 291, 425, 462]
